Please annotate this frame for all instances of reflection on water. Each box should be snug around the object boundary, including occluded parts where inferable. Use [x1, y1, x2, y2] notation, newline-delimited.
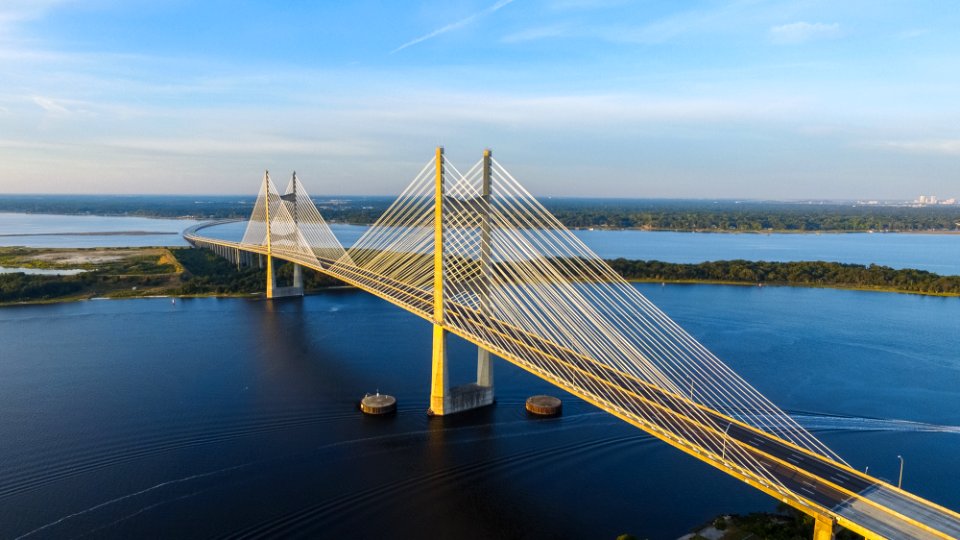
[0, 285, 957, 539]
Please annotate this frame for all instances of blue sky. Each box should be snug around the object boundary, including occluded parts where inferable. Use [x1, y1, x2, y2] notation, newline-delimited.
[0, 0, 957, 198]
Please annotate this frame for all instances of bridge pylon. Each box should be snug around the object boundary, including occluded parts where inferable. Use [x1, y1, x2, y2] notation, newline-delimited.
[812, 515, 836, 540]
[263, 171, 306, 299]
[476, 149, 494, 391]
[427, 147, 495, 416]
[186, 151, 960, 539]
[264, 170, 275, 299]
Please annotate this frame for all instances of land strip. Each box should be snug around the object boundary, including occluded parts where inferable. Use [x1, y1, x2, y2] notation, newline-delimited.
[0, 247, 339, 305]
[608, 259, 960, 297]
[1, 247, 957, 306]
[2, 196, 959, 233]
[669, 505, 863, 540]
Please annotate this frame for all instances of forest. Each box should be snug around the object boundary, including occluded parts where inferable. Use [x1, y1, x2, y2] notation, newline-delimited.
[3, 245, 958, 305]
[0, 247, 344, 304]
[606, 258, 960, 294]
[2, 195, 958, 232]
[547, 199, 960, 231]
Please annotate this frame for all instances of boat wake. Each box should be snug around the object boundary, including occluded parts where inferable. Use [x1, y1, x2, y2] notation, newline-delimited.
[788, 412, 960, 434]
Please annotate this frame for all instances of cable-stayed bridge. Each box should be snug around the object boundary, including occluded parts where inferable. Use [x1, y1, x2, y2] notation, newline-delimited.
[184, 148, 960, 540]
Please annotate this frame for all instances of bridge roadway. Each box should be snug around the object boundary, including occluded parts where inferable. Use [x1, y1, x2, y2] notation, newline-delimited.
[184, 229, 960, 540]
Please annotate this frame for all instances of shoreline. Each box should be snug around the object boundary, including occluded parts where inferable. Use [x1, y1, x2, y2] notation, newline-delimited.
[568, 226, 960, 235]
[0, 231, 180, 237]
[613, 228, 960, 235]
[2, 211, 959, 235]
[626, 278, 960, 297]
[3, 279, 955, 308]
[2, 247, 956, 307]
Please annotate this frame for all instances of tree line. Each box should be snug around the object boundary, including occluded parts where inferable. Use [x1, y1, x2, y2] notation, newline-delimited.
[548, 201, 960, 231]
[606, 259, 960, 294]
[174, 248, 342, 295]
[3, 250, 958, 304]
[2, 195, 959, 231]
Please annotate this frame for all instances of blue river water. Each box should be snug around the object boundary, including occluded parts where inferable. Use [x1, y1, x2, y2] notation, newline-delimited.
[201, 221, 960, 275]
[0, 285, 957, 539]
[2, 213, 960, 273]
[1, 212, 959, 537]
[0, 213, 201, 248]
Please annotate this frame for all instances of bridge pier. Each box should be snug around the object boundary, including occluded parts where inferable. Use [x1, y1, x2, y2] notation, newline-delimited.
[473, 148, 494, 402]
[293, 263, 303, 290]
[812, 515, 836, 540]
[265, 254, 275, 298]
[427, 146, 495, 416]
[269, 262, 304, 299]
[260, 170, 303, 300]
[428, 326, 495, 416]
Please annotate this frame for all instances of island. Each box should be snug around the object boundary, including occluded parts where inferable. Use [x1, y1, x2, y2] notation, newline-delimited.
[1, 246, 958, 306]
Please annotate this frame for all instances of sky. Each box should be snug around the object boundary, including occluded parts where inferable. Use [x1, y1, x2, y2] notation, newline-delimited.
[0, 0, 958, 199]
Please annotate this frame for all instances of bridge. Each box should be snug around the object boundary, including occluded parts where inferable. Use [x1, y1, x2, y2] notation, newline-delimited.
[184, 148, 960, 540]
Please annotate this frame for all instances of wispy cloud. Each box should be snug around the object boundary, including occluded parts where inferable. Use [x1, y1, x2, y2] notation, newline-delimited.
[535, 1, 776, 45]
[548, 0, 626, 10]
[0, 0, 72, 28]
[501, 24, 569, 43]
[882, 139, 960, 156]
[391, 0, 516, 54]
[32, 96, 72, 115]
[769, 21, 841, 44]
[98, 136, 381, 157]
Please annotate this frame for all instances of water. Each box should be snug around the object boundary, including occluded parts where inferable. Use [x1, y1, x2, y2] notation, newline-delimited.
[575, 229, 960, 275]
[200, 222, 960, 275]
[0, 267, 86, 276]
[0, 213, 201, 248]
[0, 286, 957, 539]
[3, 213, 959, 274]
[199, 221, 367, 251]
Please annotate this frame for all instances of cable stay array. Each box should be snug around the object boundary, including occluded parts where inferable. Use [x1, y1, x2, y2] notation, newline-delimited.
[241, 171, 348, 270]
[326, 154, 852, 507]
[186, 152, 960, 538]
[241, 158, 844, 493]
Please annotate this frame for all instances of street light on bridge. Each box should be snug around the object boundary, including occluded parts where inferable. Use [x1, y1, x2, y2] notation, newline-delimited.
[897, 455, 905, 488]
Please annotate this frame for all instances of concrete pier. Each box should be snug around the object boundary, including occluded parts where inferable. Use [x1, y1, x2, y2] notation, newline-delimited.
[426, 147, 496, 417]
[429, 383, 494, 416]
[360, 393, 397, 415]
[268, 263, 304, 298]
[526, 395, 562, 416]
[293, 263, 303, 290]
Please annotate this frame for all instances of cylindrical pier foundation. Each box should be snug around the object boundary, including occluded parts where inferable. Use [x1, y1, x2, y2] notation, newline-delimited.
[360, 393, 397, 415]
[526, 395, 562, 416]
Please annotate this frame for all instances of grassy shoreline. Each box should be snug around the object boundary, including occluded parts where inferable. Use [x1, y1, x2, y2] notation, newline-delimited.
[608, 258, 960, 297]
[0, 247, 343, 306]
[625, 278, 960, 297]
[2, 247, 958, 306]
[571, 227, 960, 235]
[4, 278, 954, 308]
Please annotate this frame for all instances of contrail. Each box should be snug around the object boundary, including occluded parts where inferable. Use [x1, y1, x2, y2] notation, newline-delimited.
[391, 0, 516, 54]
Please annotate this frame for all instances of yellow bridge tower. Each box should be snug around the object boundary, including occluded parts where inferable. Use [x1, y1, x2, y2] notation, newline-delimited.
[428, 147, 496, 416]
